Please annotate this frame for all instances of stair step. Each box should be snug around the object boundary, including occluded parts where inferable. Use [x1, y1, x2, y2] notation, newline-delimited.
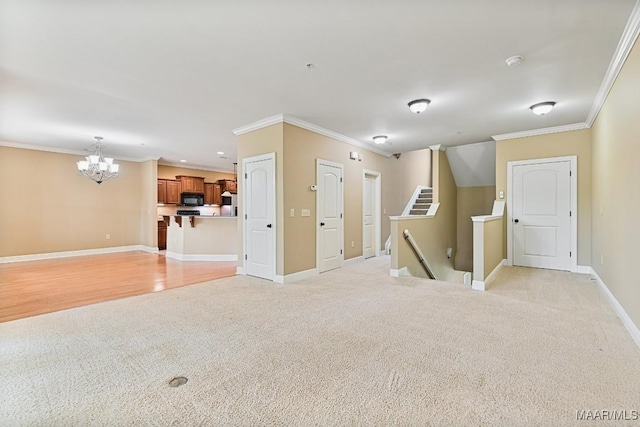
[420, 189, 433, 194]
[413, 203, 431, 209]
[409, 209, 430, 215]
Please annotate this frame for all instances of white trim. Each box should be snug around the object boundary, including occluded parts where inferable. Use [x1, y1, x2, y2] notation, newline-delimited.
[165, 252, 238, 262]
[426, 203, 440, 217]
[232, 114, 284, 136]
[231, 114, 392, 158]
[139, 245, 160, 254]
[463, 272, 472, 286]
[158, 161, 234, 174]
[591, 268, 640, 351]
[507, 156, 577, 272]
[389, 204, 440, 221]
[274, 268, 320, 284]
[492, 122, 589, 141]
[401, 185, 430, 216]
[344, 256, 364, 265]
[362, 169, 382, 259]
[316, 159, 345, 273]
[573, 265, 592, 274]
[586, 0, 640, 126]
[492, 200, 505, 216]
[236, 266, 246, 275]
[471, 214, 502, 223]
[0, 245, 153, 264]
[472, 259, 505, 291]
[389, 268, 400, 278]
[0, 140, 161, 163]
[429, 144, 446, 151]
[389, 267, 410, 278]
[242, 152, 277, 281]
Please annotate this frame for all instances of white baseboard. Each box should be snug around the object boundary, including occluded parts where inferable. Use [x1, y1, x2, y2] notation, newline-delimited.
[390, 268, 400, 278]
[573, 265, 592, 274]
[344, 256, 364, 266]
[389, 267, 410, 278]
[165, 252, 238, 262]
[274, 268, 319, 284]
[139, 245, 159, 254]
[472, 259, 505, 291]
[236, 266, 245, 275]
[463, 272, 472, 286]
[0, 245, 151, 264]
[591, 268, 640, 351]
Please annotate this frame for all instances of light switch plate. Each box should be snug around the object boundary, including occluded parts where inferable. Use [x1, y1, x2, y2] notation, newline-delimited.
[289, 208, 295, 217]
[499, 190, 504, 199]
[301, 209, 310, 217]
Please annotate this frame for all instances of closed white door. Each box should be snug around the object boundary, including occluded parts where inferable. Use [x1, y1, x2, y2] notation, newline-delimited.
[512, 160, 571, 270]
[317, 160, 343, 273]
[363, 175, 375, 259]
[245, 155, 275, 280]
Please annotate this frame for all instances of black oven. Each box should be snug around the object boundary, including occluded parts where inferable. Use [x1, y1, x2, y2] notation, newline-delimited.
[180, 192, 204, 206]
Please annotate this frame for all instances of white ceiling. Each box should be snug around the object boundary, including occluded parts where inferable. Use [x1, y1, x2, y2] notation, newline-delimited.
[0, 0, 637, 172]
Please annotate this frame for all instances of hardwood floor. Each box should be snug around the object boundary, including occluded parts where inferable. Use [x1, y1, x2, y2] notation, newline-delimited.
[0, 251, 237, 323]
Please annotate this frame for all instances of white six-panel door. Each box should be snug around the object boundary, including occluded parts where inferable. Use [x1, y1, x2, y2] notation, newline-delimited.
[244, 154, 275, 280]
[363, 175, 375, 259]
[317, 160, 344, 273]
[512, 160, 571, 271]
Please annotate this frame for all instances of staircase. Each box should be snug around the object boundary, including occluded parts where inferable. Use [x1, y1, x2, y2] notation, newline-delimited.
[409, 188, 433, 215]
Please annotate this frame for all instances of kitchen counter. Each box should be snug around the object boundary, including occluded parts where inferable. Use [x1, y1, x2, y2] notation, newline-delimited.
[165, 216, 237, 261]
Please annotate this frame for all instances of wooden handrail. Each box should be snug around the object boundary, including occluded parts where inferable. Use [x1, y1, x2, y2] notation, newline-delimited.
[403, 229, 437, 280]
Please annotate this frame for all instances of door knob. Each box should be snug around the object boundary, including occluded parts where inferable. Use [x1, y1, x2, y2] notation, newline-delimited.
[320, 222, 325, 226]
[266, 224, 272, 228]
[514, 219, 519, 223]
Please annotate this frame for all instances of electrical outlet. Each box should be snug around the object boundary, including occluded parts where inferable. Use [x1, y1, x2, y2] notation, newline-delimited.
[601, 254, 604, 265]
[301, 209, 310, 217]
[383, 208, 386, 214]
[106, 234, 111, 240]
[351, 241, 355, 248]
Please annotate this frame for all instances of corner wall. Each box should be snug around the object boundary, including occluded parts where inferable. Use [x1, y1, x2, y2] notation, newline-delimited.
[456, 186, 496, 271]
[591, 37, 640, 329]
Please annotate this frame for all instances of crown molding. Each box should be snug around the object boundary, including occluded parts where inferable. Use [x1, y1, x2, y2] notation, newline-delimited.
[158, 161, 234, 174]
[492, 122, 589, 141]
[586, 0, 640, 126]
[282, 115, 392, 158]
[0, 140, 160, 163]
[231, 114, 392, 158]
[428, 144, 446, 151]
[232, 114, 284, 136]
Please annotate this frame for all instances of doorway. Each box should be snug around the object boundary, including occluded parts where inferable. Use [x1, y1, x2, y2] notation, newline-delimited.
[243, 153, 276, 280]
[507, 156, 577, 271]
[316, 159, 344, 273]
[362, 170, 381, 259]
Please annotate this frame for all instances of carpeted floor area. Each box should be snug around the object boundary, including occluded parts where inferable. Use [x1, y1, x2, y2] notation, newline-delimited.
[1, 256, 639, 426]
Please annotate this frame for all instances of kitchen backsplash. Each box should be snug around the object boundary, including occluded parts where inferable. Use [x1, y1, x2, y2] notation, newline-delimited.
[157, 206, 221, 216]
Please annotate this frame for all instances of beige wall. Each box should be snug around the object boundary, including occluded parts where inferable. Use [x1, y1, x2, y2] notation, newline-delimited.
[495, 128, 592, 265]
[140, 160, 158, 248]
[591, 38, 640, 328]
[391, 149, 461, 282]
[456, 186, 496, 271]
[0, 146, 146, 257]
[236, 123, 285, 275]
[392, 148, 431, 209]
[283, 124, 398, 275]
[157, 165, 234, 183]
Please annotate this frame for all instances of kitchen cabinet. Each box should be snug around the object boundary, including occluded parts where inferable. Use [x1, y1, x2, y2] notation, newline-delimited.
[217, 179, 237, 194]
[158, 219, 168, 250]
[176, 175, 205, 193]
[166, 180, 181, 204]
[157, 180, 167, 204]
[203, 182, 223, 205]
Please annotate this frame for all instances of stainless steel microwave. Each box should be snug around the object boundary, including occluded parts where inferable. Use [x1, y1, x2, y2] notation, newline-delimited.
[180, 192, 204, 206]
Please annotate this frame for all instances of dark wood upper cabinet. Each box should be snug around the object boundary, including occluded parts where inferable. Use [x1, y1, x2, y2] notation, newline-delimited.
[165, 180, 181, 204]
[217, 179, 237, 194]
[213, 183, 222, 205]
[204, 182, 214, 205]
[176, 175, 205, 193]
[157, 179, 167, 204]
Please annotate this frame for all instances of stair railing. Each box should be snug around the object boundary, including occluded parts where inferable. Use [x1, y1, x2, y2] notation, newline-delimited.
[403, 229, 437, 280]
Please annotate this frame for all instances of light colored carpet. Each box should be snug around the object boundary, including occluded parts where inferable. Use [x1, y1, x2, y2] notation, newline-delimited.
[1, 256, 639, 426]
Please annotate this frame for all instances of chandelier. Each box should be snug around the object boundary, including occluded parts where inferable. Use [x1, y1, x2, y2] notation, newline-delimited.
[76, 136, 120, 184]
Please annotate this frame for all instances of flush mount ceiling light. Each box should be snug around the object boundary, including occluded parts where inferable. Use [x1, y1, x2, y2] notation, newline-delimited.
[180, 159, 187, 163]
[505, 55, 523, 66]
[530, 101, 556, 115]
[408, 99, 431, 114]
[76, 136, 119, 184]
[217, 151, 224, 155]
[373, 135, 388, 144]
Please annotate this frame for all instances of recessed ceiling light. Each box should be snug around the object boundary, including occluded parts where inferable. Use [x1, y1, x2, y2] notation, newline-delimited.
[373, 135, 388, 144]
[217, 151, 224, 155]
[530, 101, 556, 115]
[408, 99, 431, 114]
[505, 55, 523, 66]
[180, 159, 187, 163]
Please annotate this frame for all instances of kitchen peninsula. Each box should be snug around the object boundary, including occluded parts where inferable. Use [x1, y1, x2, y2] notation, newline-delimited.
[165, 213, 237, 261]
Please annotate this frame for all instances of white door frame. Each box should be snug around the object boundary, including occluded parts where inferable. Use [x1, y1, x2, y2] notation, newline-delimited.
[362, 169, 382, 257]
[242, 152, 277, 280]
[316, 158, 344, 271]
[506, 155, 577, 271]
